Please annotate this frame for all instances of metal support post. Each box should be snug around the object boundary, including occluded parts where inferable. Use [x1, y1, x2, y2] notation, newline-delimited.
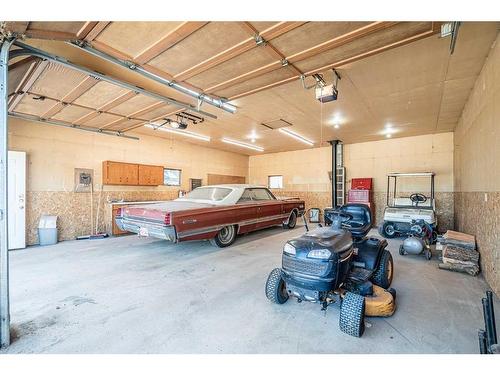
[0, 37, 15, 348]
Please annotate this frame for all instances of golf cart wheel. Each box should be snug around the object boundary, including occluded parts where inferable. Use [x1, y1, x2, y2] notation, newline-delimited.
[425, 249, 432, 260]
[265, 268, 289, 304]
[399, 245, 405, 256]
[339, 292, 365, 338]
[381, 222, 397, 239]
[371, 249, 394, 289]
[210, 225, 237, 248]
[283, 211, 297, 229]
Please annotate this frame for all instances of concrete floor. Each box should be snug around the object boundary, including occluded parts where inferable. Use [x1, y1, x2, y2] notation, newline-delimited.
[2, 225, 498, 354]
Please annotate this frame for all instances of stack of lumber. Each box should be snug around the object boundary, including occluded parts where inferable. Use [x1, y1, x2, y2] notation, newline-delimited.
[438, 230, 480, 276]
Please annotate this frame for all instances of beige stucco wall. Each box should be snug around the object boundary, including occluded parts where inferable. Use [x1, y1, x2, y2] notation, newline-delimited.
[454, 34, 500, 295]
[249, 132, 455, 229]
[9, 118, 249, 244]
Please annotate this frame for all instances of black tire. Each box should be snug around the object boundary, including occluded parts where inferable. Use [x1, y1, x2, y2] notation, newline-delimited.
[265, 268, 289, 304]
[399, 245, 405, 256]
[209, 225, 237, 248]
[425, 249, 432, 260]
[388, 287, 397, 301]
[283, 211, 297, 229]
[339, 292, 365, 338]
[380, 221, 397, 238]
[371, 249, 394, 289]
[431, 230, 438, 244]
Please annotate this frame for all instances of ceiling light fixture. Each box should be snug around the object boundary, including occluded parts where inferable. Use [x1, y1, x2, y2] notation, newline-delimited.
[144, 124, 210, 142]
[278, 128, 314, 146]
[221, 138, 264, 152]
[334, 124, 340, 129]
[386, 134, 392, 138]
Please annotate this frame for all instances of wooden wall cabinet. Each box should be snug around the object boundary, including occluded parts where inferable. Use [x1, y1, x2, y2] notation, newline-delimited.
[102, 161, 164, 186]
[102, 161, 139, 185]
[138, 164, 164, 186]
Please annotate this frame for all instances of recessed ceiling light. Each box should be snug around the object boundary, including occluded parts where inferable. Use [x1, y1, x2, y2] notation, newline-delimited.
[250, 138, 256, 143]
[385, 123, 393, 128]
[222, 138, 264, 152]
[278, 128, 314, 146]
[334, 124, 340, 129]
[386, 134, 392, 138]
[144, 123, 210, 141]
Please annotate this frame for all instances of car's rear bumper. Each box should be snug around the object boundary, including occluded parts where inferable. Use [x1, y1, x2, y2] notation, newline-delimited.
[116, 216, 177, 242]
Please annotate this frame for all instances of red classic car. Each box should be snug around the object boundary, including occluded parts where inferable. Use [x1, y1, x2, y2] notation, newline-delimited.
[115, 184, 305, 247]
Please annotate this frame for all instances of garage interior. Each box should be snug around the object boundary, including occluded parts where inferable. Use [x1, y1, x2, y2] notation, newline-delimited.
[0, 20, 499, 354]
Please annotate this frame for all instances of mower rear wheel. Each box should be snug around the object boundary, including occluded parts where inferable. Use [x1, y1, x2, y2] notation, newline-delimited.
[339, 292, 366, 337]
[265, 268, 289, 304]
[380, 221, 397, 238]
[210, 225, 237, 247]
[283, 211, 297, 229]
[371, 249, 394, 289]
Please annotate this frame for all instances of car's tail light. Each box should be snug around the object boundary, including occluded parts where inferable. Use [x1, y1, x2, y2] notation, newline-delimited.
[116, 207, 123, 217]
[164, 212, 171, 225]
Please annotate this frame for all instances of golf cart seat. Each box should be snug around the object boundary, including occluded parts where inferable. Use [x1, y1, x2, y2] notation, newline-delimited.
[338, 203, 372, 239]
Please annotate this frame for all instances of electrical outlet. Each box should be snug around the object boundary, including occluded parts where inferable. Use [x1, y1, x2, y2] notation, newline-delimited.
[484, 193, 488, 202]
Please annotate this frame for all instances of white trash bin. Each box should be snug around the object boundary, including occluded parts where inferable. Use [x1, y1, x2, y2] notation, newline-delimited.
[38, 215, 58, 246]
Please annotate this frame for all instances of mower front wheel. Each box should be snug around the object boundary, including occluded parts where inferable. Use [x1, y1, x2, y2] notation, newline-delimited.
[265, 268, 289, 304]
[339, 292, 366, 337]
[371, 249, 394, 289]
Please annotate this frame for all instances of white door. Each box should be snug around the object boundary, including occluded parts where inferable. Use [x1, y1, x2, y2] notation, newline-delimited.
[8, 151, 26, 250]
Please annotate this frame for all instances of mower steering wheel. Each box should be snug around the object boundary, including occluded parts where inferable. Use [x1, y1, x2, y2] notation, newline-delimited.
[410, 193, 427, 206]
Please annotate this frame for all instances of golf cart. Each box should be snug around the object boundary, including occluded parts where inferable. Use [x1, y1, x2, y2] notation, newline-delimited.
[265, 203, 396, 338]
[379, 172, 438, 243]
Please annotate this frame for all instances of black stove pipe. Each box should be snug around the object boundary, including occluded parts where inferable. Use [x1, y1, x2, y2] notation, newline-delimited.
[328, 140, 340, 208]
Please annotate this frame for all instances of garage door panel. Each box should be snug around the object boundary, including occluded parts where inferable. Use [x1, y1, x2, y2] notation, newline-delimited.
[73, 81, 130, 108]
[51, 105, 94, 123]
[30, 62, 88, 100]
[13, 95, 59, 117]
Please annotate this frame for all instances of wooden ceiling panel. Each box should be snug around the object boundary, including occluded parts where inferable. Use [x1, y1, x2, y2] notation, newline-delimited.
[94, 22, 184, 58]
[147, 22, 251, 76]
[111, 94, 160, 116]
[14, 94, 59, 117]
[28, 21, 87, 35]
[106, 119, 143, 131]
[30, 62, 88, 100]
[73, 81, 129, 108]
[51, 105, 93, 123]
[79, 113, 123, 128]
[270, 22, 371, 57]
[186, 47, 278, 90]
[52, 105, 93, 123]
[140, 104, 181, 121]
[248, 22, 280, 32]
[214, 67, 297, 99]
[294, 22, 434, 74]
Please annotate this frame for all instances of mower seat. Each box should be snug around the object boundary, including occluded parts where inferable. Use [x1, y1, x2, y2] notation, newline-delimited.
[338, 203, 372, 239]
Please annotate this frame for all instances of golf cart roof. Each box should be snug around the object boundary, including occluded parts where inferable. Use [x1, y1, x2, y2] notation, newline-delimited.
[387, 172, 435, 177]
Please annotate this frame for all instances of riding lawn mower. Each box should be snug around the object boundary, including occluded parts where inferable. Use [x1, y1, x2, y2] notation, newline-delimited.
[265, 203, 397, 338]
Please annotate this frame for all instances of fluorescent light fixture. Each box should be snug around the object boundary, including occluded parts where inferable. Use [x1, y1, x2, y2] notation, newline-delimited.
[144, 124, 210, 141]
[221, 138, 264, 152]
[278, 128, 314, 146]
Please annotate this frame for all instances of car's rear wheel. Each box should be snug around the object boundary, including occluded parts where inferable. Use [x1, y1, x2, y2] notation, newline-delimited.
[283, 211, 297, 229]
[265, 268, 289, 304]
[339, 292, 365, 337]
[210, 225, 237, 247]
